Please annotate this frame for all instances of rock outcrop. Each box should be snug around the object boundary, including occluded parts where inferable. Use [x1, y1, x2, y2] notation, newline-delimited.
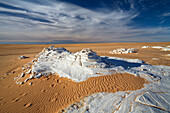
[110, 48, 138, 54]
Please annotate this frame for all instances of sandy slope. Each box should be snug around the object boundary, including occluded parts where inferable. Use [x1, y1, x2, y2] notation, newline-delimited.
[0, 42, 169, 113]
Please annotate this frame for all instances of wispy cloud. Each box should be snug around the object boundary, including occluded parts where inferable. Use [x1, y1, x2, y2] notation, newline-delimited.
[0, 0, 170, 42]
[163, 13, 170, 17]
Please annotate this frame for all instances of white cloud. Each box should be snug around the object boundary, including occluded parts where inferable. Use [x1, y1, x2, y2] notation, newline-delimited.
[0, 0, 170, 42]
[163, 13, 170, 17]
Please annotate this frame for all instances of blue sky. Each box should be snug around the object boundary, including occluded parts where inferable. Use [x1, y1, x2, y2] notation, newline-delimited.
[0, 0, 170, 43]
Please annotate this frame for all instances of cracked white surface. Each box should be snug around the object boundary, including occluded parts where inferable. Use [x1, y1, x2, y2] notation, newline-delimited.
[142, 46, 170, 51]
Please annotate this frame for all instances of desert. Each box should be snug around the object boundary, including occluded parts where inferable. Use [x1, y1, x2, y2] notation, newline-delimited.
[1, 0, 170, 112]
[0, 42, 170, 113]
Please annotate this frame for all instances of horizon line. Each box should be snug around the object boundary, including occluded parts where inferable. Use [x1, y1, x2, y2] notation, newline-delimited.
[0, 41, 170, 45]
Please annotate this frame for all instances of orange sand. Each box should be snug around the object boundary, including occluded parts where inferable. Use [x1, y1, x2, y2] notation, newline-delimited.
[0, 71, 147, 113]
[0, 42, 169, 113]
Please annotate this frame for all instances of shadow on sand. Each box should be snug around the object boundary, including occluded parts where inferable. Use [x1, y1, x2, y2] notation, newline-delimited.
[102, 57, 145, 69]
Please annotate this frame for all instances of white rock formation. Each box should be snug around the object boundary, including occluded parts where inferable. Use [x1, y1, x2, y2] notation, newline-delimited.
[110, 48, 138, 54]
[15, 46, 170, 113]
[63, 48, 107, 67]
[152, 46, 164, 49]
[162, 47, 170, 51]
[31, 47, 109, 81]
[142, 46, 149, 48]
[18, 56, 27, 59]
[20, 72, 25, 78]
[142, 46, 170, 51]
[152, 46, 170, 51]
[24, 78, 29, 83]
[27, 69, 32, 74]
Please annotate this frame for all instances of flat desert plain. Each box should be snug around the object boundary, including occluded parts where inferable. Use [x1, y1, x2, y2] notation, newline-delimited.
[0, 42, 170, 113]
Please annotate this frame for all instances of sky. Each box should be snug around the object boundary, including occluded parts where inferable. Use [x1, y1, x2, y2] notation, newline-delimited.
[0, 0, 170, 43]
